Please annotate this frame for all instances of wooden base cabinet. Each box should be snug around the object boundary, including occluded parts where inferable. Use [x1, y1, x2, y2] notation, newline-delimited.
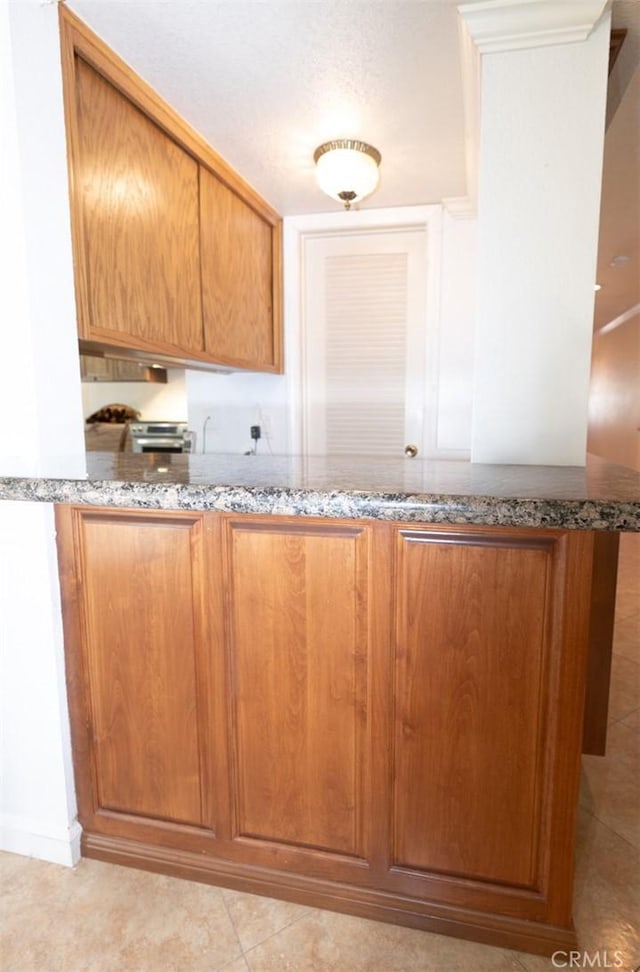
[56, 507, 595, 956]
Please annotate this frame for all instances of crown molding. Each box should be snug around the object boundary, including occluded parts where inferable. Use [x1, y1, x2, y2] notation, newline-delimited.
[453, 11, 482, 219]
[457, 0, 610, 54]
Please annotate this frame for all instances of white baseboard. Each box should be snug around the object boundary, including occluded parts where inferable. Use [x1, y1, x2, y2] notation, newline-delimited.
[0, 813, 81, 867]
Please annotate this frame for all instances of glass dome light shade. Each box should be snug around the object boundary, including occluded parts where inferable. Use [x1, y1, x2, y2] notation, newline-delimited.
[314, 140, 381, 207]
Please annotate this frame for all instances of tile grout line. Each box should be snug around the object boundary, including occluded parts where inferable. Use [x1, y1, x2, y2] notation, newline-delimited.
[606, 704, 640, 731]
[239, 907, 319, 966]
[512, 952, 536, 972]
[583, 805, 640, 854]
[217, 888, 246, 971]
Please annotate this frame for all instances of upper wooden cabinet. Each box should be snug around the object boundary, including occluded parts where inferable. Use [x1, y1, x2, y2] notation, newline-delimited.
[200, 167, 280, 370]
[73, 60, 203, 354]
[59, 7, 283, 373]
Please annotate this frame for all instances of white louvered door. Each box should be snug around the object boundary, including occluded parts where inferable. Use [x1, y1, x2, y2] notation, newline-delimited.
[302, 230, 428, 457]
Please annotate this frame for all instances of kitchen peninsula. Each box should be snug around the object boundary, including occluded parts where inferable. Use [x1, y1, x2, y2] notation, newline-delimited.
[1, 453, 638, 957]
[1, 452, 638, 527]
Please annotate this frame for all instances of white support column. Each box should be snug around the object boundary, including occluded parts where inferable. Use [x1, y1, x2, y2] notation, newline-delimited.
[459, 0, 611, 465]
[0, 0, 84, 865]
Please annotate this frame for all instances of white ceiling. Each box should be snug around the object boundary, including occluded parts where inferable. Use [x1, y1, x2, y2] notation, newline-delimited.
[68, 0, 469, 216]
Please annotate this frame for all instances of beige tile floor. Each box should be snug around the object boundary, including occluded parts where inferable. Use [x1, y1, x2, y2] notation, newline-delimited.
[1, 535, 638, 972]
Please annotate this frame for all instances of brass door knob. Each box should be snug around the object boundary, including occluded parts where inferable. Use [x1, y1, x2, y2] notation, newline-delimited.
[404, 444, 418, 458]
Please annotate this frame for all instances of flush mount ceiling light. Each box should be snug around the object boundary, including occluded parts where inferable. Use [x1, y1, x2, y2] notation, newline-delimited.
[313, 139, 381, 210]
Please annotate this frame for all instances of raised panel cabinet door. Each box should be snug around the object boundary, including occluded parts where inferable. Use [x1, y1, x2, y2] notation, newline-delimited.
[392, 529, 556, 889]
[73, 57, 203, 353]
[64, 509, 210, 829]
[223, 519, 370, 858]
[200, 166, 281, 371]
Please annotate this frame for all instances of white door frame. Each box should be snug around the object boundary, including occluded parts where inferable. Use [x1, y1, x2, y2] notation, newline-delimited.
[283, 206, 444, 457]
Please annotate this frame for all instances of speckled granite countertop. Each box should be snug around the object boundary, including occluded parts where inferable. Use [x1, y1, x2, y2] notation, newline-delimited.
[0, 453, 638, 530]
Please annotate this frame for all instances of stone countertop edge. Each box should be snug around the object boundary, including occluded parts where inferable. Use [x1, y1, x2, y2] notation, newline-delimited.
[0, 475, 638, 531]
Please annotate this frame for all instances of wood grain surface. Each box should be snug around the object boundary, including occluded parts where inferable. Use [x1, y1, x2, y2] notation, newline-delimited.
[55, 508, 597, 953]
[200, 167, 277, 370]
[224, 520, 369, 856]
[74, 58, 203, 352]
[392, 530, 553, 887]
[59, 6, 283, 371]
[60, 6, 281, 227]
[77, 511, 205, 825]
[582, 532, 620, 755]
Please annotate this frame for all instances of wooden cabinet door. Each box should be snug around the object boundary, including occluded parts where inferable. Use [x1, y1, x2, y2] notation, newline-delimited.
[56, 508, 216, 845]
[200, 167, 282, 371]
[216, 517, 372, 877]
[389, 525, 592, 927]
[72, 58, 203, 354]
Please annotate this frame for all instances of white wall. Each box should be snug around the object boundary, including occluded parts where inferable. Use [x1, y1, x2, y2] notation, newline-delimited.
[434, 212, 476, 456]
[81, 369, 188, 422]
[3, 1, 84, 462]
[0, 0, 82, 865]
[186, 370, 289, 455]
[0, 503, 80, 865]
[1, 0, 37, 462]
[470, 14, 611, 464]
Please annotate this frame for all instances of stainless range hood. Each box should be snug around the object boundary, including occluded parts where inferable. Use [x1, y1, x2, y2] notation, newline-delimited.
[80, 354, 168, 383]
